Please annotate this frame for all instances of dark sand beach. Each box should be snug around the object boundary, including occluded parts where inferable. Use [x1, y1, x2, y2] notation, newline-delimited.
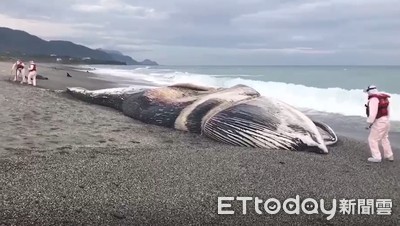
[0, 62, 399, 225]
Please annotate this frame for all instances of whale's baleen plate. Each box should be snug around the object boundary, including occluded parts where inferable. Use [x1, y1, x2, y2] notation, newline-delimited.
[66, 84, 338, 153]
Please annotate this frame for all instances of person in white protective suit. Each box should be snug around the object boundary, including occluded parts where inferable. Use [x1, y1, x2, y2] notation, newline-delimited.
[364, 85, 394, 163]
[26, 60, 38, 86]
[11, 60, 25, 82]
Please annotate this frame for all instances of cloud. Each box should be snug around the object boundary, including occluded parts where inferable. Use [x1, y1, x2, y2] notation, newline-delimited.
[290, 35, 323, 42]
[71, 0, 167, 19]
[114, 44, 152, 52]
[0, 0, 399, 64]
[0, 13, 81, 39]
[249, 47, 336, 55]
[71, 4, 105, 13]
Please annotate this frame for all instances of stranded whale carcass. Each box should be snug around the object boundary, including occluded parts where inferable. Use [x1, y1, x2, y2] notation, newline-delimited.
[66, 84, 338, 153]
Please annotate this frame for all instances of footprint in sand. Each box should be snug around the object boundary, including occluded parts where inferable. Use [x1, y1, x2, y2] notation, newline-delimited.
[42, 116, 52, 121]
[31, 110, 40, 116]
[6, 137, 16, 142]
[163, 139, 174, 144]
[58, 150, 70, 155]
[48, 140, 60, 144]
[57, 145, 72, 150]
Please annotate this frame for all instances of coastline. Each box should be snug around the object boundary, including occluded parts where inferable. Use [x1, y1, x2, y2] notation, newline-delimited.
[0, 61, 399, 225]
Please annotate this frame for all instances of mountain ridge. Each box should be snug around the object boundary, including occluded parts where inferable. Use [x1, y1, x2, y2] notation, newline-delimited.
[97, 48, 158, 65]
[0, 27, 158, 65]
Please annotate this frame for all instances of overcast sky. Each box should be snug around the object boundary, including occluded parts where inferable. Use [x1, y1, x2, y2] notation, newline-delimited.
[1, 0, 399, 65]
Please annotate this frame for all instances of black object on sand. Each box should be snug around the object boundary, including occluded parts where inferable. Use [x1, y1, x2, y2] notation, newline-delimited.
[67, 72, 72, 77]
[22, 75, 48, 81]
[37, 74, 49, 80]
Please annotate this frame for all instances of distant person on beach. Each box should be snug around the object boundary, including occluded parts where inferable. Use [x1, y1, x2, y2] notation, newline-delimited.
[364, 85, 394, 163]
[27, 61, 38, 86]
[10, 60, 25, 82]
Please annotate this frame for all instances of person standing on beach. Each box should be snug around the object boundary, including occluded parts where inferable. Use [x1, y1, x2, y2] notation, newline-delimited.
[27, 61, 37, 86]
[364, 85, 394, 163]
[10, 60, 25, 82]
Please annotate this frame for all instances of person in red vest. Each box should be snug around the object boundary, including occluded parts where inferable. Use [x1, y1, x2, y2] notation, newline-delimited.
[364, 85, 394, 162]
[11, 60, 25, 82]
[27, 60, 38, 86]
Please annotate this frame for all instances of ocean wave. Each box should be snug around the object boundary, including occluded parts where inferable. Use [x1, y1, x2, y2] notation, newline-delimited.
[91, 67, 400, 121]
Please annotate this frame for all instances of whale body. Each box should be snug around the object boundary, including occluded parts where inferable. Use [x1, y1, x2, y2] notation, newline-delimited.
[66, 83, 338, 153]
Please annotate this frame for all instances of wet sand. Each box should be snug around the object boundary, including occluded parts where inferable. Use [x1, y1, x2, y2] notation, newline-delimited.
[0, 61, 399, 225]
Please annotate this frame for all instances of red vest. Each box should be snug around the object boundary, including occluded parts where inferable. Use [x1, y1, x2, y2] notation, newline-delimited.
[16, 63, 24, 70]
[30, 64, 36, 72]
[365, 93, 390, 119]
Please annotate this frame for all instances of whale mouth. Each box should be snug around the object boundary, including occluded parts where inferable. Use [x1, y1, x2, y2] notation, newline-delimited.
[312, 121, 338, 146]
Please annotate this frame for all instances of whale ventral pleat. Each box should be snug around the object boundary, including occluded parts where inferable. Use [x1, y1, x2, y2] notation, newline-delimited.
[185, 99, 222, 133]
[226, 103, 280, 131]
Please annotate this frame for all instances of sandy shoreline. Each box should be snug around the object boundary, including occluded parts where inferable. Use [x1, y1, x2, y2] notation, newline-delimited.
[0, 61, 399, 225]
